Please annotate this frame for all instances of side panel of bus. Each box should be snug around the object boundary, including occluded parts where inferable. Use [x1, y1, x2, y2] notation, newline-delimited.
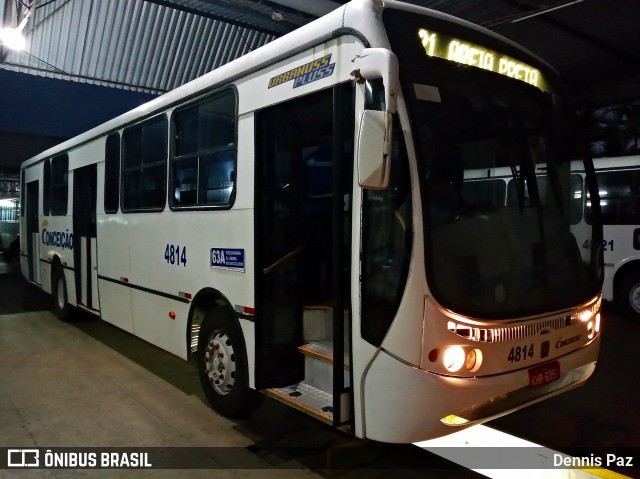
[590, 161, 640, 314]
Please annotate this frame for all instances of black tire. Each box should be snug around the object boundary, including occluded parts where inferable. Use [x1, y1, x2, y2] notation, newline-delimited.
[52, 266, 71, 321]
[615, 270, 640, 320]
[197, 310, 262, 418]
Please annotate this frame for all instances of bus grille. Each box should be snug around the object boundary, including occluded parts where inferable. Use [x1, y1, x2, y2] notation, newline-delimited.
[447, 315, 576, 342]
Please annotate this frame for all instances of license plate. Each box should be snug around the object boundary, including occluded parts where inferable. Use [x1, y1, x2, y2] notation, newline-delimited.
[528, 361, 560, 388]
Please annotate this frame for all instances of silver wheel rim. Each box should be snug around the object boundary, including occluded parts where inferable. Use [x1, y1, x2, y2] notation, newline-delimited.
[204, 330, 236, 395]
[629, 283, 640, 314]
[56, 278, 65, 311]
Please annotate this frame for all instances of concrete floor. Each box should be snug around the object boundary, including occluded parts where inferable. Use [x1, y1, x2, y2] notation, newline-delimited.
[0, 309, 326, 479]
[0, 258, 477, 479]
[0, 256, 325, 478]
[3, 252, 639, 478]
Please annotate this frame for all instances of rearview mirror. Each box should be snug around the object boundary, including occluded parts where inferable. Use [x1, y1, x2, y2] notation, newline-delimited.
[351, 48, 399, 189]
[351, 48, 399, 114]
[356, 110, 392, 189]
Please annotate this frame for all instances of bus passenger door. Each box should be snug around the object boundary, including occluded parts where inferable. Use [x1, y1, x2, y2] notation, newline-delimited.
[25, 181, 40, 284]
[255, 83, 354, 426]
[72, 164, 99, 312]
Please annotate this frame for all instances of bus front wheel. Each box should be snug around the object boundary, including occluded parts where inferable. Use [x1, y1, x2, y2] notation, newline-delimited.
[52, 266, 71, 321]
[616, 270, 640, 320]
[197, 311, 261, 418]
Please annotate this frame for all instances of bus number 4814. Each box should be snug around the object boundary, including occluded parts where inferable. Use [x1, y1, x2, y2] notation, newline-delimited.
[164, 244, 187, 266]
[508, 344, 534, 363]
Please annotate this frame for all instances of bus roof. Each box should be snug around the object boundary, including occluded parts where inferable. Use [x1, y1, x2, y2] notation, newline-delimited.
[592, 155, 640, 170]
[464, 160, 589, 180]
[21, 0, 558, 170]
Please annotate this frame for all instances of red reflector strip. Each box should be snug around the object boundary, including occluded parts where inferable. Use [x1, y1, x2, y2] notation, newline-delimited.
[120, 277, 129, 283]
[235, 305, 255, 316]
[179, 291, 192, 300]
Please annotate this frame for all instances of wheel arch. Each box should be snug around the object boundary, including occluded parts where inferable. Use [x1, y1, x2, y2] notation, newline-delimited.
[49, 253, 64, 294]
[613, 259, 640, 296]
[186, 287, 238, 360]
[50, 253, 71, 320]
[50, 253, 63, 272]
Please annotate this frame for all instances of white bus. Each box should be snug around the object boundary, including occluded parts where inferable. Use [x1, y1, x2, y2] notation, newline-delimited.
[20, 0, 603, 443]
[464, 156, 640, 320]
[581, 156, 640, 318]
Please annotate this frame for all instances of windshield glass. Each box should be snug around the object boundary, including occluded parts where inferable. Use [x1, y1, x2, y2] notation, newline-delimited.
[384, 9, 602, 318]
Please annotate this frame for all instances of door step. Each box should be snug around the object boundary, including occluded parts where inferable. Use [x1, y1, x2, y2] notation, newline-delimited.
[298, 341, 350, 393]
[298, 341, 350, 368]
[264, 382, 333, 424]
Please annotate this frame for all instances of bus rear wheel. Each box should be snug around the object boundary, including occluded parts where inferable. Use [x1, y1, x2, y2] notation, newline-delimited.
[197, 311, 261, 418]
[616, 270, 640, 320]
[52, 266, 71, 321]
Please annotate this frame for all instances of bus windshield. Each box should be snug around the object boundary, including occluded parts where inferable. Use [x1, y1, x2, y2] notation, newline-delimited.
[384, 9, 602, 318]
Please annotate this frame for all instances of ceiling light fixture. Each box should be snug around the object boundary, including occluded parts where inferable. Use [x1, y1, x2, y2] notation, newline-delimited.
[0, 26, 26, 50]
[0, 7, 32, 51]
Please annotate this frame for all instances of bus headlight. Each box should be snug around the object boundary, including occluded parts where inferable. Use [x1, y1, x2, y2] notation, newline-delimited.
[466, 348, 483, 372]
[572, 296, 602, 340]
[579, 309, 593, 322]
[443, 346, 465, 372]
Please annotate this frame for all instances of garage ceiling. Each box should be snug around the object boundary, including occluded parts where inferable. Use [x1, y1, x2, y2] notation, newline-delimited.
[0, 0, 639, 174]
[1, 0, 638, 103]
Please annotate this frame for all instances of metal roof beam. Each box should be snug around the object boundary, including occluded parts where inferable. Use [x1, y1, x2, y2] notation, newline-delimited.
[497, 0, 640, 66]
[196, 0, 308, 28]
[142, 0, 284, 36]
[263, 0, 343, 18]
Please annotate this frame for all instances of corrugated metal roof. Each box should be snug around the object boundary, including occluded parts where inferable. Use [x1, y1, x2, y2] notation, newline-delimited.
[0, 0, 638, 102]
[2, 0, 276, 94]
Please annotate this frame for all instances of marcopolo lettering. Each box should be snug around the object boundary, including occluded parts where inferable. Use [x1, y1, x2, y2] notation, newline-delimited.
[41, 228, 74, 250]
[556, 334, 581, 349]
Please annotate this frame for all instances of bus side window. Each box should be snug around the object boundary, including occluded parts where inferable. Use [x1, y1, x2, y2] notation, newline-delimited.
[105, 133, 120, 214]
[50, 154, 69, 216]
[361, 115, 412, 347]
[43, 159, 50, 216]
[587, 170, 640, 225]
[122, 116, 167, 211]
[171, 89, 236, 208]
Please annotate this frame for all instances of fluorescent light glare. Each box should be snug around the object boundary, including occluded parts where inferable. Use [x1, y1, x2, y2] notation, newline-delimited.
[0, 27, 26, 51]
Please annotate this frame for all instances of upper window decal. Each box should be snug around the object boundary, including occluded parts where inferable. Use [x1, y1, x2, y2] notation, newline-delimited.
[268, 54, 335, 89]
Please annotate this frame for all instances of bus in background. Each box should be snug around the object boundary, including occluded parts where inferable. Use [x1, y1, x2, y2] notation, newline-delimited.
[0, 176, 20, 260]
[0, 199, 20, 254]
[584, 156, 640, 319]
[464, 156, 640, 320]
[19, 0, 603, 443]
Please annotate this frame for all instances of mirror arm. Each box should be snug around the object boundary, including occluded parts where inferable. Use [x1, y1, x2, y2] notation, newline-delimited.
[350, 48, 399, 114]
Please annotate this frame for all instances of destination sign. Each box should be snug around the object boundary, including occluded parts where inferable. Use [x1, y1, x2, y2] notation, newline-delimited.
[418, 29, 550, 92]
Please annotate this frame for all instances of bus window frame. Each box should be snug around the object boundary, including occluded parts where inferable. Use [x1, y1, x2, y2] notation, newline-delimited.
[120, 113, 169, 213]
[586, 168, 640, 226]
[49, 153, 69, 216]
[104, 132, 121, 214]
[168, 86, 238, 212]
